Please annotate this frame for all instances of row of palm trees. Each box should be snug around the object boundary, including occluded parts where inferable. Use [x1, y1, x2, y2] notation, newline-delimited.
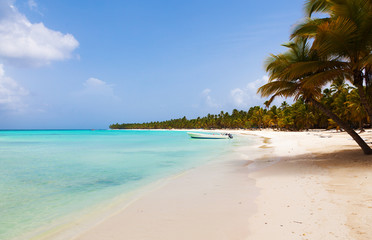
[110, 82, 368, 131]
[111, 0, 371, 154]
[258, 0, 372, 154]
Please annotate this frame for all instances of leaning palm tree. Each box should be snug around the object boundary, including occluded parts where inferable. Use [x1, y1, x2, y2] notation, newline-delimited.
[292, 0, 372, 124]
[258, 38, 372, 154]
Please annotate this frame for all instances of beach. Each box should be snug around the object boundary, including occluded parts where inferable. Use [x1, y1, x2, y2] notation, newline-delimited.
[45, 129, 372, 240]
[3, 1, 371, 239]
[246, 130, 372, 239]
[0, 130, 233, 240]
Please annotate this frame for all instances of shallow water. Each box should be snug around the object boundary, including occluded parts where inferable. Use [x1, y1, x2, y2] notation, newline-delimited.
[0, 130, 243, 240]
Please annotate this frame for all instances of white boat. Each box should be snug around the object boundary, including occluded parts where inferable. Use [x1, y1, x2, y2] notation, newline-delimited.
[187, 132, 233, 139]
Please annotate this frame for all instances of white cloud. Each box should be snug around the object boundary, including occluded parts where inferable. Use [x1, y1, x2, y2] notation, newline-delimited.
[201, 88, 219, 108]
[0, 0, 79, 66]
[202, 88, 211, 95]
[230, 88, 245, 106]
[199, 76, 289, 111]
[230, 75, 291, 108]
[0, 64, 29, 111]
[230, 75, 269, 108]
[247, 75, 269, 91]
[28, 0, 37, 10]
[78, 77, 118, 99]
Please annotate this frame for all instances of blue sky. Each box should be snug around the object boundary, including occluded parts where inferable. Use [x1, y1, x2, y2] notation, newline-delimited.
[0, 0, 304, 129]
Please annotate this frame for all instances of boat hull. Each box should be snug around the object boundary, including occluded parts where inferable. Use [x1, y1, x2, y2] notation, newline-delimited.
[187, 132, 230, 139]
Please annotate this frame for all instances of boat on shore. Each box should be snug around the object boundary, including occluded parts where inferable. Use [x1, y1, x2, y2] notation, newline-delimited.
[187, 132, 233, 139]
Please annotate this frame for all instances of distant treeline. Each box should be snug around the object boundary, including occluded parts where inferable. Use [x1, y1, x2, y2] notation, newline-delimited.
[110, 83, 368, 131]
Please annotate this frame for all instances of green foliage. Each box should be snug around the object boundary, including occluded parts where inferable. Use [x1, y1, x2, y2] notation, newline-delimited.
[111, 0, 372, 134]
[292, 0, 372, 121]
[110, 84, 368, 130]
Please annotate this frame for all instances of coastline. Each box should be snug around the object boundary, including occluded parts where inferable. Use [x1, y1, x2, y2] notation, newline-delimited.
[33, 129, 372, 239]
[5, 130, 231, 240]
[71, 133, 262, 240]
[24, 130, 258, 240]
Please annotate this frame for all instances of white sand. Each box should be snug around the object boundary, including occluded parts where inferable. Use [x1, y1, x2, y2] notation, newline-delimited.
[246, 130, 372, 240]
[44, 130, 372, 240]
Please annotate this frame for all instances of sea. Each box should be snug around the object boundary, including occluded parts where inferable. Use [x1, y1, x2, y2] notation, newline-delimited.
[0, 129, 249, 240]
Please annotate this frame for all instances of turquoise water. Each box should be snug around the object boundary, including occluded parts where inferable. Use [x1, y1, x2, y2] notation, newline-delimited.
[0, 130, 235, 239]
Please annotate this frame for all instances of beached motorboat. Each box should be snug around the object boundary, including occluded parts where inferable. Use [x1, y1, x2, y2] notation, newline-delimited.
[187, 132, 233, 139]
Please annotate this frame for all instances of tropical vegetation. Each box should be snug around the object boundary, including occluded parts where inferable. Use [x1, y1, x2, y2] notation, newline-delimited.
[258, 0, 372, 154]
[111, 0, 372, 154]
[110, 82, 369, 131]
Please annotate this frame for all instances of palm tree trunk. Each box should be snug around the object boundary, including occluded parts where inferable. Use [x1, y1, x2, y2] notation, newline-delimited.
[309, 98, 372, 155]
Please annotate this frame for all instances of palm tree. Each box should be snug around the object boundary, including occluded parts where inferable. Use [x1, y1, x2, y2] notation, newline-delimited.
[264, 106, 279, 129]
[264, 100, 271, 109]
[250, 107, 265, 129]
[258, 38, 372, 154]
[329, 79, 350, 122]
[345, 88, 368, 130]
[291, 0, 372, 124]
[292, 99, 317, 130]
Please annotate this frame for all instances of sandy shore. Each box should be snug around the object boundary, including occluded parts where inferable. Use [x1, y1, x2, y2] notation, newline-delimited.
[49, 129, 372, 240]
[246, 130, 372, 240]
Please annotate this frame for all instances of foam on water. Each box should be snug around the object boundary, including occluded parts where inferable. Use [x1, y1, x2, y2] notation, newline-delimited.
[0, 130, 240, 239]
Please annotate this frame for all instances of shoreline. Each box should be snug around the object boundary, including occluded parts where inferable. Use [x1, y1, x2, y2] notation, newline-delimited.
[26, 131, 260, 240]
[29, 129, 372, 239]
[70, 132, 262, 240]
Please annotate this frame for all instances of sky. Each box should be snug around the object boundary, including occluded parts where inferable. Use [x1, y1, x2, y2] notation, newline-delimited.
[0, 0, 304, 129]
